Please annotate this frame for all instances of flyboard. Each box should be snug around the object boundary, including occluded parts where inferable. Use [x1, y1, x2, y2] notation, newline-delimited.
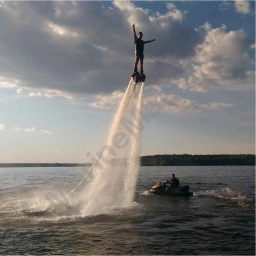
[132, 71, 146, 83]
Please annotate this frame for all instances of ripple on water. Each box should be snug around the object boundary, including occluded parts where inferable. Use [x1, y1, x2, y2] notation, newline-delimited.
[0, 166, 255, 255]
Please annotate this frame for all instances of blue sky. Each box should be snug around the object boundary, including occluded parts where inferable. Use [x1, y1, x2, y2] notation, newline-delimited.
[0, 1, 255, 163]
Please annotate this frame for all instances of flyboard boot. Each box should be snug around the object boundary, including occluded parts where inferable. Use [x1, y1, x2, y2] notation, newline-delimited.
[140, 70, 146, 82]
[132, 68, 140, 83]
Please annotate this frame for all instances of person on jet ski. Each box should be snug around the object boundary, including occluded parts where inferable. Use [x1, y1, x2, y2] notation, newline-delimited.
[132, 23, 155, 75]
[170, 174, 180, 188]
[164, 174, 179, 191]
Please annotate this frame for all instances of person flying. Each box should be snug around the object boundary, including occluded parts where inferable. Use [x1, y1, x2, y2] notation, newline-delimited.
[132, 23, 155, 75]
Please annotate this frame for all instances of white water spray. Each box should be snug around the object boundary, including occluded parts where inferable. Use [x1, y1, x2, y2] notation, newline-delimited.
[70, 79, 145, 216]
[124, 82, 144, 203]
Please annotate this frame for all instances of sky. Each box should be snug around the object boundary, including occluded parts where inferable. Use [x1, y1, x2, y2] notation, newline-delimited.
[0, 0, 255, 163]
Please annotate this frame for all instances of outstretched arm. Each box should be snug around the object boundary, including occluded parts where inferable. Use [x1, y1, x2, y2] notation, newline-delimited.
[144, 39, 156, 44]
[132, 24, 137, 38]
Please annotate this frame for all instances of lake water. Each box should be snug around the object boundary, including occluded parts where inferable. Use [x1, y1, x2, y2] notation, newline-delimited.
[0, 166, 255, 255]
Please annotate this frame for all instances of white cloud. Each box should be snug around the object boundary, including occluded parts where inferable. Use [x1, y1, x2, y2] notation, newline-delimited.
[39, 129, 53, 135]
[90, 90, 233, 113]
[90, 90, 124, 109]
[16, 88, 23, 94]
[0, 123, 4, 130]
[143, 93, 233, 113]
[25, 127, 38, 132]
[47, 22, 81, 38]
[0, 2, 253, 98]
[0, 76, 20, 88]
[28, 88, 74, 100]
[0, 75, 76, 100]
[234, 0, 251, 14]
[250, 43, 256, 49]
[0, 1, 201, 96]
[14, 126, 52, 134]
[219, 1, 231, 11]
[165, 3, 186, 22]
[176, 23, 254, 91]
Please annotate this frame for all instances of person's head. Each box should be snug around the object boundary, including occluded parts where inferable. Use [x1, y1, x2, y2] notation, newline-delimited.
[138, 32, 143, 39]
[172, 174, 175, 178]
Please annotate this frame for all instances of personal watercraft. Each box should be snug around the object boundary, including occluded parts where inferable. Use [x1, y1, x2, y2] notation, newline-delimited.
[150, 182, 193, 196]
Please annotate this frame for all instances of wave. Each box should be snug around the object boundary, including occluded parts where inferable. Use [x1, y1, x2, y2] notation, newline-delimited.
[0, 187, 144, 223]
[140, 190, 153, 196]
[194, 187, 254, 210]
[193, 182, 228, 185]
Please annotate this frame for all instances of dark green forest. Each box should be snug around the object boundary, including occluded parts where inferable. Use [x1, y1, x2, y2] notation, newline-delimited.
[0, 163, 92, 168]
[0, 154, 254, 168]
[140, 154, 255, 166]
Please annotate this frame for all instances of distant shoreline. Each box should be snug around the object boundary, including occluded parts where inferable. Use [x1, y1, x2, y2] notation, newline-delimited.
[0, 154, 255, 167]
[0, 163, 92, 168]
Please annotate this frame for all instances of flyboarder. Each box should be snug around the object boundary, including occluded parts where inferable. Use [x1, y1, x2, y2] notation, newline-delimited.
[132, 23, 155, 82]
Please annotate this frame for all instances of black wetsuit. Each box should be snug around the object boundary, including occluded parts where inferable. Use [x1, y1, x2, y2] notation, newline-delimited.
[134, 36, 144, 59]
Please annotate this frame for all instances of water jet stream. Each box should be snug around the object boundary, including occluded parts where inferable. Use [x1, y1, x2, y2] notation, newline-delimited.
[70, 79, 144, 216]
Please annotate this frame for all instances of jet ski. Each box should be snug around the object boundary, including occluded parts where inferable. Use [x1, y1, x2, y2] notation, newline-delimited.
[150, 182, 193, 196]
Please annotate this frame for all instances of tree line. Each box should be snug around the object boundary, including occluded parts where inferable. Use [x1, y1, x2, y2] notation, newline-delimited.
[140, 154, 255, 166]
[0, 163, 92, 168]
[0, 154, 254, 168]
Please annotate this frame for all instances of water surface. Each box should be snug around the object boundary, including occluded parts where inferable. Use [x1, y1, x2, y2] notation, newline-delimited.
[0, 166, 254, 255]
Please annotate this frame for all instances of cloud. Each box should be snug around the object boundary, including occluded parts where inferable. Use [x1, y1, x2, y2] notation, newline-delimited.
[113, 1, 199, 59]
[25, 127, 38, 132]
[90, 90, 124, 109]
[28, 88, 75, 100]
[39, 129, 53, 135]
[47, 22, 81, 38]
[250, 43, 256, 49]
[144, 94, 233, 113]
[234, 0, 251, 14]
[166, 3, 188, 22]
[219, 1, 231, 11]
[14, 127, 53, 134]
[1, 75, 76, 100]
[91, 90, 233, 113]
[0, 1, 254, 101]
[0, 124, 4, 130]
[176, 23, 254, 91]
[0, 1, 200, 96]
[0, 76, 20, 89]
